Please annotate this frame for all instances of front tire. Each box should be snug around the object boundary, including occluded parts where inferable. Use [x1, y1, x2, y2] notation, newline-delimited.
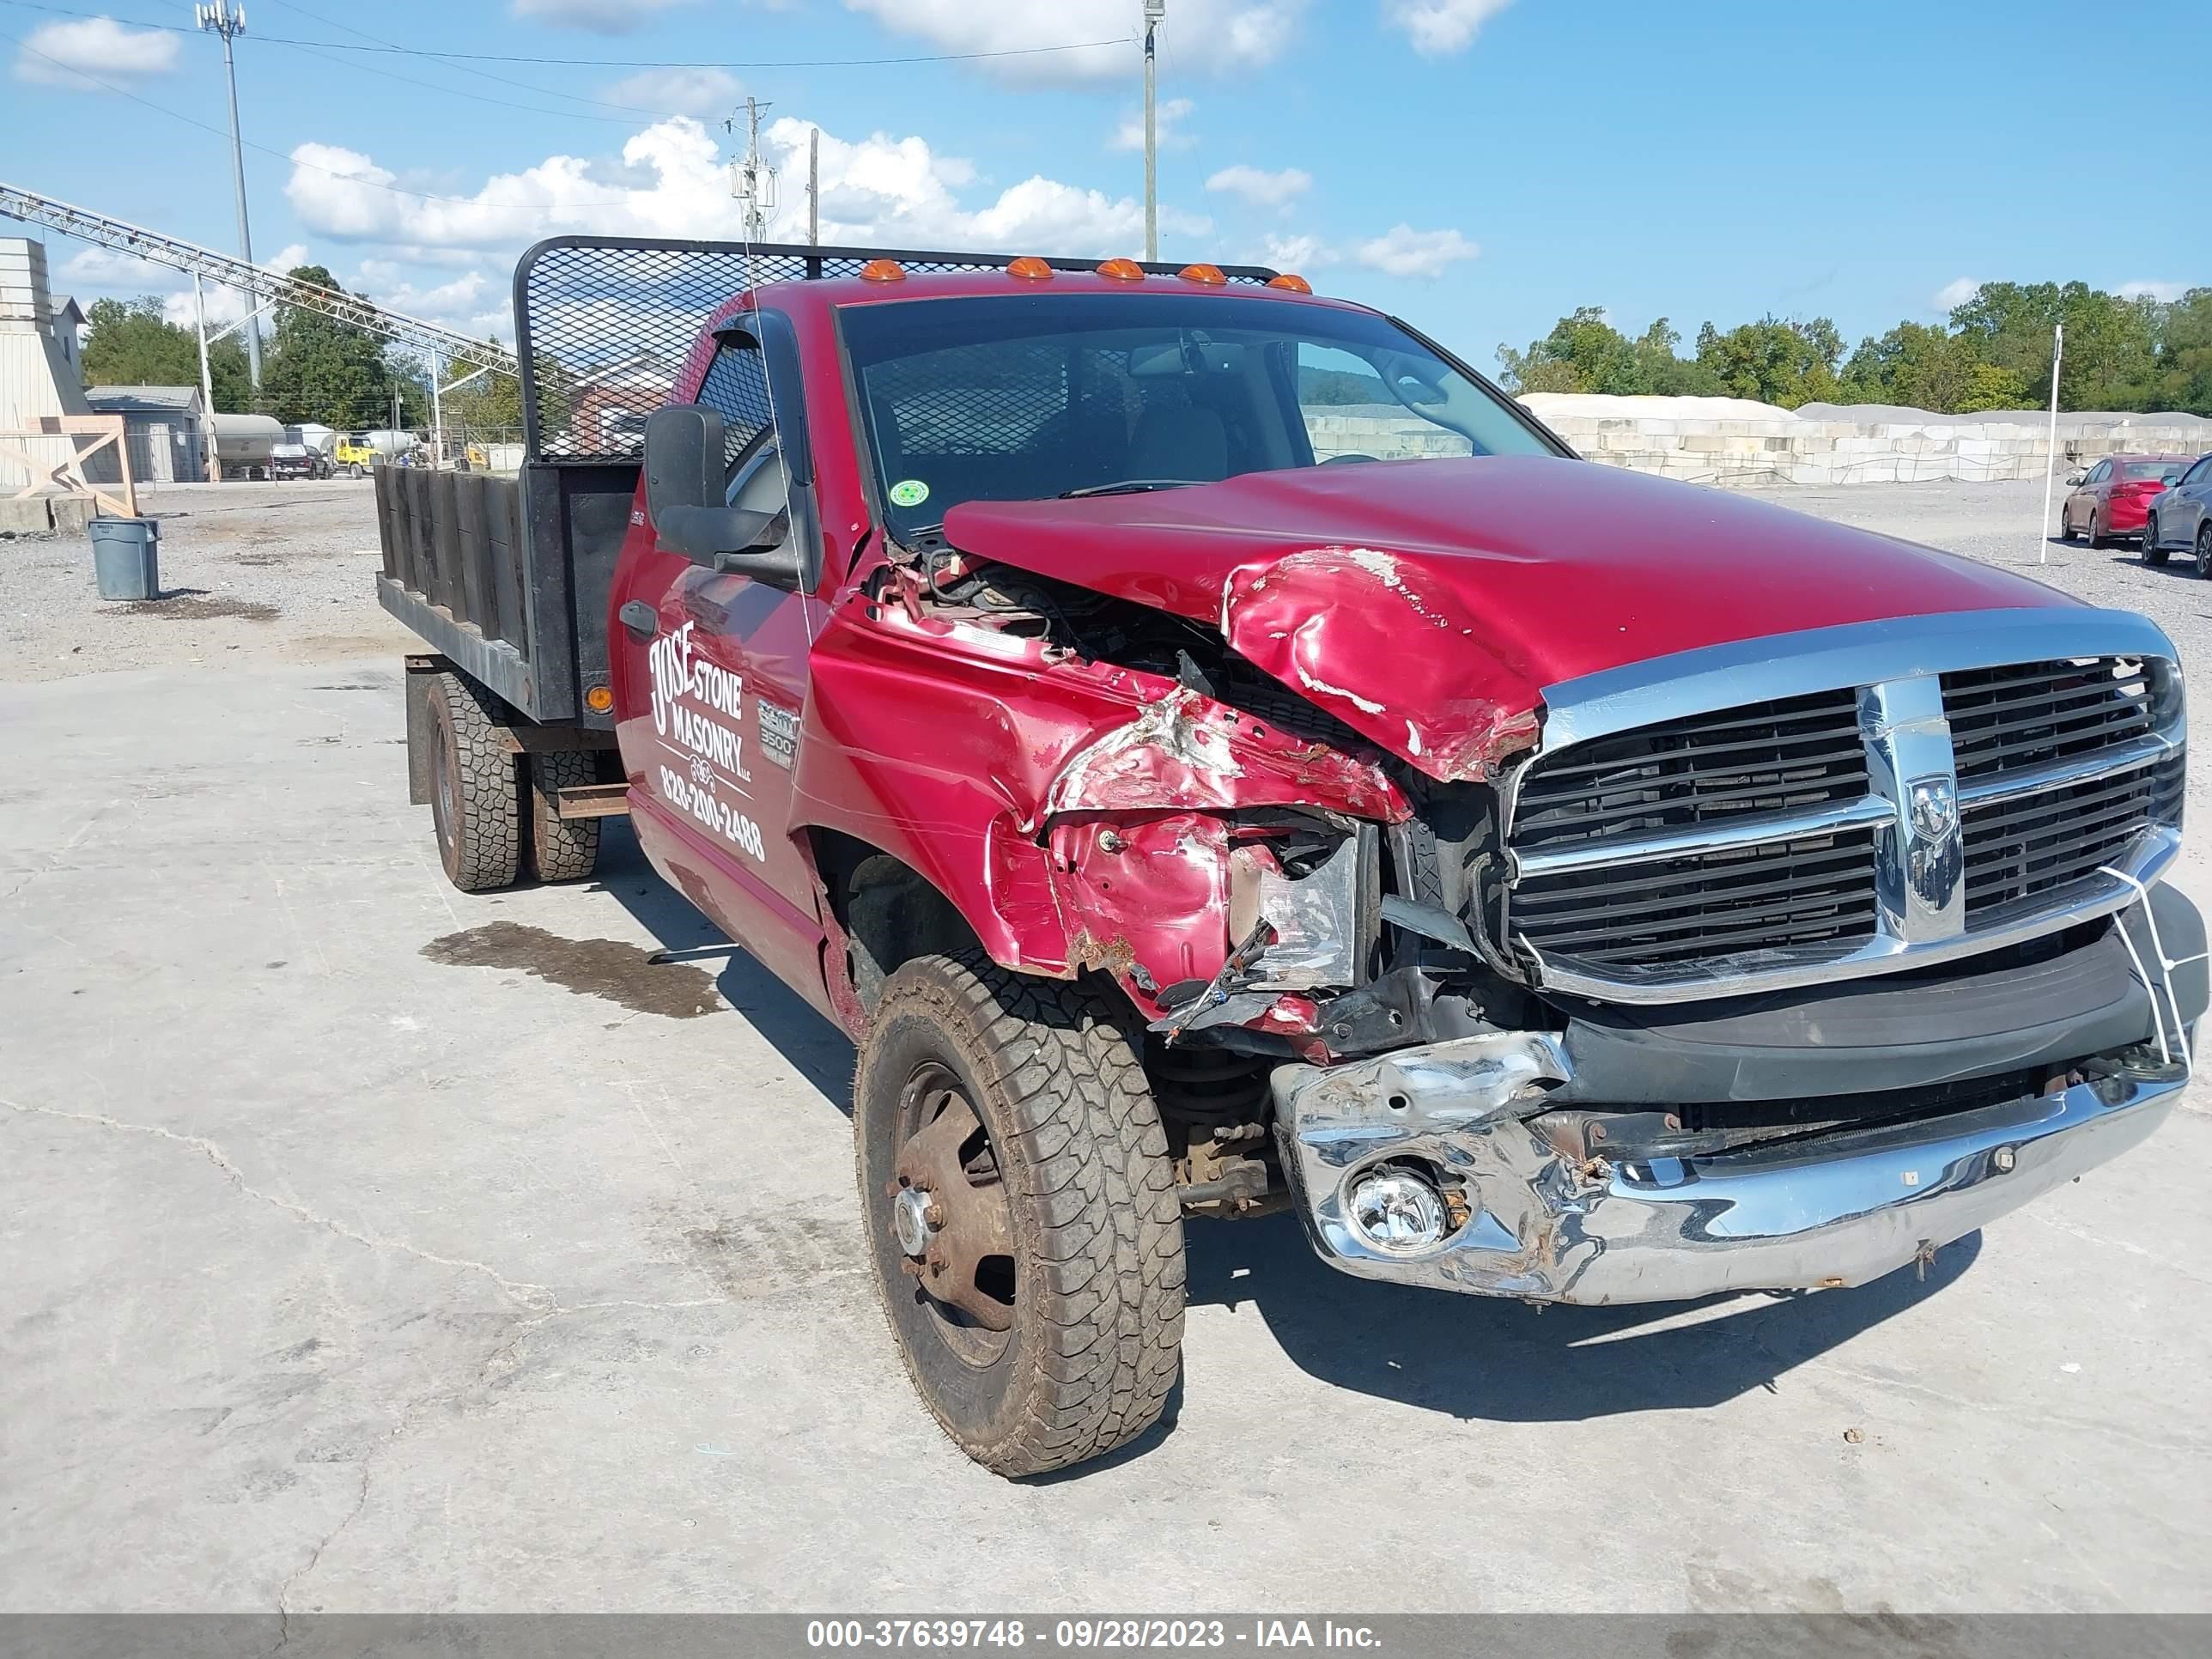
[425, 671, 521, 891]
[2145, 513, 2170, 564]
[2087, 511, 2106, 550]
[854, 953, 1183, 1478]
[2197, 523, 2212, 580]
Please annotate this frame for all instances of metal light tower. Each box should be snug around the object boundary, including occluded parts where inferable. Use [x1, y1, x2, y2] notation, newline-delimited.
[196, 1, 262, 395]
[1143, 0, 1165, 262]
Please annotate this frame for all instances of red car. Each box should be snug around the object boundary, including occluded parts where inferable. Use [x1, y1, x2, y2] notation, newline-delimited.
[2057, 453, 2194, 546]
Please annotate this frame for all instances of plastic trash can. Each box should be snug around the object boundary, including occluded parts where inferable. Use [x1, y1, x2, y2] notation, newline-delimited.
[88, 515, 160, 602]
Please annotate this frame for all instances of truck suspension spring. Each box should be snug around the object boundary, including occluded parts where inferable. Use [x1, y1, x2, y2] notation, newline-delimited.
[1145, 1038, 1269, 1137]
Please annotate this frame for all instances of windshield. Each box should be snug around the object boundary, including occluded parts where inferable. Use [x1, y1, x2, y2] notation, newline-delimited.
[837, 292, 1555, 541]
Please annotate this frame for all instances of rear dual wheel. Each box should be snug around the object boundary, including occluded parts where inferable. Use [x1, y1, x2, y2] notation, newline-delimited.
[423, 670, 603, 891]
[854, 952, 1184, 1477]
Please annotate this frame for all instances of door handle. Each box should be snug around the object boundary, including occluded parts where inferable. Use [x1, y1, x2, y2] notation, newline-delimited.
[619, 600, 659, 638]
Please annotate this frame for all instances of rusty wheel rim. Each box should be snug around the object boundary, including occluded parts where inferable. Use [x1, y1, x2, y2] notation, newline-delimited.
[428, 703, 457, 864]
[890, 1060, 1016, 1366]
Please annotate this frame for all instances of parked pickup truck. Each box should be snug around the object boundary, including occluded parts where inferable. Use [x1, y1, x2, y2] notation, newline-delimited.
[375, 237, 2203, 1477]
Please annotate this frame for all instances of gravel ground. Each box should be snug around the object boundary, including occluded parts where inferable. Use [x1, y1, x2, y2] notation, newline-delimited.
[0, 477, 410, 682]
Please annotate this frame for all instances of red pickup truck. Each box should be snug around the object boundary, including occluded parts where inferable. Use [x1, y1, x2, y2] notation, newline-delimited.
[376, 238, 2201, 1477]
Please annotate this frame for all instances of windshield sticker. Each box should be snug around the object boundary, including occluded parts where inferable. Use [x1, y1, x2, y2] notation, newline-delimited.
[889, 478, 930, 508]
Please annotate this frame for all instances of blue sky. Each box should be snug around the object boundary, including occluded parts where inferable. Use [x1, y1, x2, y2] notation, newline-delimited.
[3, 0, 2206, 367]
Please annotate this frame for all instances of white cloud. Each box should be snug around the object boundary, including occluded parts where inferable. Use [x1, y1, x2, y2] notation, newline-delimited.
[841, 0, 1302, 83]
[1933, 276, 1982, 311]
[1260, 233, 1336, 270]
[12, 17, 181, 88]
[604, 66, 741, 118]
[1206, 164, 1311, 208]
[1354, 224, 1477, 278]
[283, 114, 1211, 264]
[511, 0, 696, 32]
[1384, 0, 1515, 56]
[2118, 280, 2188, 303]
[1110, 97, 1194, 153]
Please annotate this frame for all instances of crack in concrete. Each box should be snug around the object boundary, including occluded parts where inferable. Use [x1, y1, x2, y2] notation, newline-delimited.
[3, 1097, 561, 1311]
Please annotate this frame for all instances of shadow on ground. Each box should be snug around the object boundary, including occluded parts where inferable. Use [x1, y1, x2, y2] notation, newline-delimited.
[1185, 1208, 1976, 1423]
[588, 819, 858, 1108]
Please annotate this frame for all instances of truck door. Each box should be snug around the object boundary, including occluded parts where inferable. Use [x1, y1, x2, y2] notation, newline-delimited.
[611, 313, 828, 949]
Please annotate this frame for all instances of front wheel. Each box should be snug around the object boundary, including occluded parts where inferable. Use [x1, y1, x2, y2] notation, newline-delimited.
[2087, 511, 2106, 550]
[348, 463, 363, 480]
[854, 953, 1183, 1477]
[2197, 524, 2212, 579]
[2145, 514, 2170, 564]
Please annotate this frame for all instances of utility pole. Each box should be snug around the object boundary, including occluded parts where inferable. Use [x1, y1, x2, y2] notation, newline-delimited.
[196, 2, 261, 398]
[726, 97, 776, 243]
[2039, 321, 2065, 565]
[1143, 0, 1164, 262]
[191, 274, 218, 481]
[808, 127, 820, 246]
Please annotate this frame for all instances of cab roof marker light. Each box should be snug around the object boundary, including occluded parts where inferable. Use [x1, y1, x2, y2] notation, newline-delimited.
[1267, 273, 1314, 294]
[1095, 258, 1146, 281]
[1006, 256, 1054, 280]
[858, 258, 907, 283]
[1177, 263, 1227, 285]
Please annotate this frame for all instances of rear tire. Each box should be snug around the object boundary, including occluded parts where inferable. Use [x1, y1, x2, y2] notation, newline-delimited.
[854, 952, 1184, 1478]
[425, 671, 521, 891]
[526, 750, 601, 882]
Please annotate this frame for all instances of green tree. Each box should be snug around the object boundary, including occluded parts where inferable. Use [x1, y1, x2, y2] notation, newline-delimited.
[1948, 281, 2157, 411]
[77, 296, 252, 410]
[263, 264, 427, 428]
[1692, 314, 1844, 407]
[2145, 288, 2212, 416]
[1497, 308, 1723, 396]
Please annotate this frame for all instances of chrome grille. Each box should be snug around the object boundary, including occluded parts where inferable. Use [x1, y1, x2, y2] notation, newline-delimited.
[1942, 658, 2154, 780]
[1511, 690, 1868, 854]
[1502, 629, 2185, 1003]
[1962, 752, 2180, 921]
[1512, 829, 1878, 970]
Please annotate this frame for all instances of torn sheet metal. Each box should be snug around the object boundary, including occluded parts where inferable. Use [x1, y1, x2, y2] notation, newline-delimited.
[1038, 684, 1401, 821]
[1218, 546, 1539, 782]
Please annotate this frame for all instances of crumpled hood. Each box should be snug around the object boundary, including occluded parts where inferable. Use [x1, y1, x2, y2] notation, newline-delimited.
[940, 455, 2075, 781]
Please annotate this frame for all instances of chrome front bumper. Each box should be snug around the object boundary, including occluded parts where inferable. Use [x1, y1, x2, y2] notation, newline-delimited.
[1270, 1030, 2187, 1306]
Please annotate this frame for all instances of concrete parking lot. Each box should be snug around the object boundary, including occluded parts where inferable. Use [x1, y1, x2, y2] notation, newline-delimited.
[3, 479, 2209, 1613]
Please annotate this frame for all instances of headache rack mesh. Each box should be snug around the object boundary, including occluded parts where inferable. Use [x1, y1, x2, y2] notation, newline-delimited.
[512, 237, 1279, 465]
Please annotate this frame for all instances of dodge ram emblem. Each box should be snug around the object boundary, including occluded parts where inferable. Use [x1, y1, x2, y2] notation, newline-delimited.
[1909, 776, 1958, 840]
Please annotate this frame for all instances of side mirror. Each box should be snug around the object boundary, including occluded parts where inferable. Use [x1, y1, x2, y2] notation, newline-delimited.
[656, 505, 801, 583]
[644, 404, 726, 525]
[2063, 470, 2086, 486]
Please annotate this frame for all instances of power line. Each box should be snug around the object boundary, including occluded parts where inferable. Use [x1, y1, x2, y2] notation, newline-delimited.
[254, 0, 714, 120]
[0, 2, 1133, 69]
[0, 26, 641, 208]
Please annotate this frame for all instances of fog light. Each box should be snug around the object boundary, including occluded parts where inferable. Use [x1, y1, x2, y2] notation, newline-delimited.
[1346, 1170, 1449, 1254]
